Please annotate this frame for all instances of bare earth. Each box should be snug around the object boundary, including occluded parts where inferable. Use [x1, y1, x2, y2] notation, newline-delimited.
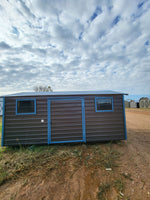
[0, 109, 150, 200]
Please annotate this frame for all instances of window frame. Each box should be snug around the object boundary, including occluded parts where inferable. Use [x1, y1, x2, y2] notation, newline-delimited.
[95, 97, 114, 112]
[16, 99, 36, 115]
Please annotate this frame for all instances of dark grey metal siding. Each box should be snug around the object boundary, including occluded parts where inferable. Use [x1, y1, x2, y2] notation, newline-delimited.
[3, 94, 126, 146]
[4, 97, 48, 145]
[85, 94, 125, 141]
[51, 99, 83, 142]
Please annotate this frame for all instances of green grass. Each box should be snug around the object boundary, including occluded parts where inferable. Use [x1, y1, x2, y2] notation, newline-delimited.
[97, 182, 111, 200]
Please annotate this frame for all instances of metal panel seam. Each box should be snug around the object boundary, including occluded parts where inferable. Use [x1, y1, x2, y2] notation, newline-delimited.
[123, 95, 127, 140]
[1, 97, 5, 146]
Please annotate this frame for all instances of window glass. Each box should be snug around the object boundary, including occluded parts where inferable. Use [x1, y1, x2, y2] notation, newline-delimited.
[96, 97, 113, 111]
[17, 100, 35, 114]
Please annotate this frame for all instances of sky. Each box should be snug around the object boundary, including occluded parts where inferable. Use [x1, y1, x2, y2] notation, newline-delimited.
[0, 0, 150, 96]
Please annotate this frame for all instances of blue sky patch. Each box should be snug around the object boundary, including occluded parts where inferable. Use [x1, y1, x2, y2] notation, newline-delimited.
[145, 40, 149, 45]
[78, 32, 83, 40]
[90, 7, 102, 21]
[112, 16, 120, 26]
[12, 26, 19, 36]
[138, 1, 144, 8]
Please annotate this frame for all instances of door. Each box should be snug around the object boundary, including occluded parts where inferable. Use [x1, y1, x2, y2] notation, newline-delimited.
[47, 98, 86, 144]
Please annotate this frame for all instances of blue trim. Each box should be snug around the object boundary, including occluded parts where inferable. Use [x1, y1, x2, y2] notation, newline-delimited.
[51, 140, 84, 144]
[47, 97, 86, 144]
[95, 97, 114, 112]
[122, 95, 127, 140]
[16, 99, 36, 115]
[81, 98, 86, 143]
[47, 100, 51, 144]
[1, 98, 5, 147]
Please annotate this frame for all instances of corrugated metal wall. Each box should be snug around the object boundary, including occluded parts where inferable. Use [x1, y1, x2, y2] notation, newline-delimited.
[3, 94, 125, 145]
[85, 94, 125, 141]
[4, 96, 48, 145]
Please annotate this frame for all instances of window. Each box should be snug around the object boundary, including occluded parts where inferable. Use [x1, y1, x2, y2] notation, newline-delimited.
[95, 97, 113, 112]
[16, 99, 36, 115]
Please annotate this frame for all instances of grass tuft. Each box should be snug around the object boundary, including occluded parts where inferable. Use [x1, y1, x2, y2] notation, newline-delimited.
[97, 182, 111, 200]
[114, 179, 125, 192]
[0, 165, 8, 185]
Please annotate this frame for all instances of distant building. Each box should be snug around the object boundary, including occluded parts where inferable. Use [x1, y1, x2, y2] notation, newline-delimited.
[130, 100, 137, 108]
[125, 101, 130, 108]
[139, 97, 150, 108]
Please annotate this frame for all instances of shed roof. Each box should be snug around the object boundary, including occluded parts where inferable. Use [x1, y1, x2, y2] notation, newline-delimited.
[2, 90, 127, 97]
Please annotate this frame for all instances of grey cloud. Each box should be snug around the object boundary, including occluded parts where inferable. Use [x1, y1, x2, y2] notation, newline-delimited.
[0, 42, 11, 49]
[0, 0, 150, 95]
[19, 0, 36, 19]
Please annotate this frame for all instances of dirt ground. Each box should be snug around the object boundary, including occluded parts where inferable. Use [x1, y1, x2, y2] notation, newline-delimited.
[0, 109, 150, 200]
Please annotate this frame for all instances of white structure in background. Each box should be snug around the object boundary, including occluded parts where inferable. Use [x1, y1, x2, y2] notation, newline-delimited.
[139, 97, 150, 108]
[130, 100, 137, 108]
[0, 98, 3, 116]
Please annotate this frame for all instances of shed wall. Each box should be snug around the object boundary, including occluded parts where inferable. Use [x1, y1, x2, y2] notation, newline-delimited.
[85, 94, 125, 141]
[4, 96, 48, 145]
[3, 94, 126, 145]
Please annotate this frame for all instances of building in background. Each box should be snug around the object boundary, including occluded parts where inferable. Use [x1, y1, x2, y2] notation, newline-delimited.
[125, 101, 130, 108]
[130, 100, 137, 108]
[139, 97, 150, 108]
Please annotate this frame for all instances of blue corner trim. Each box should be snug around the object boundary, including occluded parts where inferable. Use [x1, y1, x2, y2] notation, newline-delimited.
[47, 97, 86, 144]
[122, 95, 127, 140]
[47, 100, 51, 144]
[16, 99, 36, 115]
[95, 97, 114, 112]
[81, 98, 86, 143]
[1, 98, 5, 147]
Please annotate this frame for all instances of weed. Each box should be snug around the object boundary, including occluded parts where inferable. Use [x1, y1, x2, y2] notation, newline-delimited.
[47, 146, 57, 155]
[97, 182, 111, 200]
[114, 179, 125, 192]
[121, 173, 132, 181]
[22, 178, 29, 186]
[103, 149, 120, 168]
[0, 165, 8, 185]
[84, 155, 90, 167]
[72, 149, 82, 158]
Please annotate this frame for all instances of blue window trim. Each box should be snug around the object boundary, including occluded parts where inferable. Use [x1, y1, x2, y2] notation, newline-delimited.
[1, 97, 5, 147]
[16, 99, 36, 115]
[95, 97, 114, 112]
[122, 95, 127, 140]
[47, 97, 86, 144]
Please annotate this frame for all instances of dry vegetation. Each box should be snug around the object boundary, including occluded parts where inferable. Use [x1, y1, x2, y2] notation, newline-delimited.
[0, 109, 150, 200]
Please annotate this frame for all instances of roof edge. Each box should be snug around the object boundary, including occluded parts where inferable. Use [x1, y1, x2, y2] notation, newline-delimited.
[1, 90, 128, 97]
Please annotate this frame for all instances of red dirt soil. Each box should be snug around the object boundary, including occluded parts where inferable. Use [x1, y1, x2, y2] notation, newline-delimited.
[0, 108, 150, 200]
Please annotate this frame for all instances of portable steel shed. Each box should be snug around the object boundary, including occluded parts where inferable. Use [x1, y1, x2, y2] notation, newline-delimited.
[1, 91, 127, 146]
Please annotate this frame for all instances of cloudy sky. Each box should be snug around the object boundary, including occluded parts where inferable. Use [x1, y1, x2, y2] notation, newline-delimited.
[0, 0, 150, 95]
